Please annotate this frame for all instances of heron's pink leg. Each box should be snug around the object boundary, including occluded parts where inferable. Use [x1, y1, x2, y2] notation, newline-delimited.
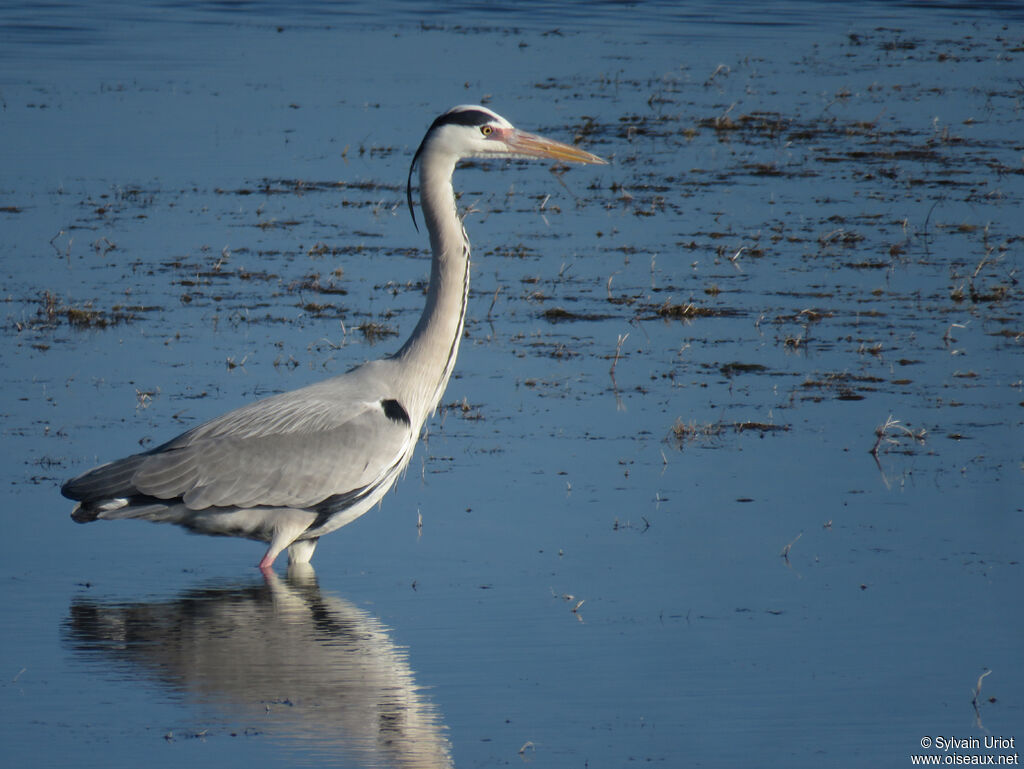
[258, 548, 278, 571]
[257, 510, 316, 572]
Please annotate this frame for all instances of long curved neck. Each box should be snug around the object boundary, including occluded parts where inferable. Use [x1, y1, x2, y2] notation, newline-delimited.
[393, 153, 470, 424]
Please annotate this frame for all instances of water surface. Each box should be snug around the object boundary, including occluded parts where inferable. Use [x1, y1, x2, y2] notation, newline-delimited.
[1, 2, 1021, 767]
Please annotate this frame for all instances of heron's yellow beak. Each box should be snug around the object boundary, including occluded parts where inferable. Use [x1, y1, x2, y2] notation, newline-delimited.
[503, 129, 607, 165]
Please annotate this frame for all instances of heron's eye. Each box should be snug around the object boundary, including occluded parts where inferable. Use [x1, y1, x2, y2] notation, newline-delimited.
[480, 125, 493, 137]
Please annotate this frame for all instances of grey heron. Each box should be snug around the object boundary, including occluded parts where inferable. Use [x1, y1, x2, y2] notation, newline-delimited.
[62, 105, 606, 570]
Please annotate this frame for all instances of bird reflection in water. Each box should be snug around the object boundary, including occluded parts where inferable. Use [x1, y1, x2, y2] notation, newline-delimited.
[63, 566, 452, 768]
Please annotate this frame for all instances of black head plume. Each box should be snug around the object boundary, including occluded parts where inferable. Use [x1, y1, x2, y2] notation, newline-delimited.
[407, 135, 427, 233]
[407, 107, 500, 232]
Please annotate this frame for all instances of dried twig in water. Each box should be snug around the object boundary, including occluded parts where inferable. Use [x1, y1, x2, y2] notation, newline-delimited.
[705, 66, 732, 88]
[780, 532, 802, 561]
[610, 332, 629, 377]
[729, 246, 747, 271]
[971, 669, 992, 710]
[135, 388, 159, 410]
[972, 668, 992, 728]
[870, 414, 926, 457]
[486, 285, 501, 320]
[943, 321, 966, 347]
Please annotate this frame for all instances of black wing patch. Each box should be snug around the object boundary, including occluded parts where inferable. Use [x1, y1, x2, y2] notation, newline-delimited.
[310, 485, 372, 519]
[381, 398, 410, 426]
[309, 399, 410, 527]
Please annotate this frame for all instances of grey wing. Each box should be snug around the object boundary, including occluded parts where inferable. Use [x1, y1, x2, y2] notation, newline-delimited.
[64, 381, 414, 512]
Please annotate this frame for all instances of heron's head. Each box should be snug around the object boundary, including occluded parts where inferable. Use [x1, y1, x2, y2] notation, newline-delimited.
[407, 104, 606, 230]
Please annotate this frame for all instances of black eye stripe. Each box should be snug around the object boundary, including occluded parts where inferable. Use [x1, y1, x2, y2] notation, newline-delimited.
[430, 108, 495, 131]
[408, 107, 502, 233]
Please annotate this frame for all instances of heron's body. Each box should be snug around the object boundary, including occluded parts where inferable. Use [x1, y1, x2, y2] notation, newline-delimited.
[62, 105, 604, 569]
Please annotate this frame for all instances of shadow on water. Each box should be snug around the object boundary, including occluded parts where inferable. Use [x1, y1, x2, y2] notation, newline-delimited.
[62, 567, 452, 769]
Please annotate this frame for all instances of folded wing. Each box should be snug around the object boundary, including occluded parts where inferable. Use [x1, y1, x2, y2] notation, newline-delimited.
[63, 377, 413, 514]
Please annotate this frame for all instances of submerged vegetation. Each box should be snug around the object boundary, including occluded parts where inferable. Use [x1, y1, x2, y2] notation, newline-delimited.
[14, 290, 143, 331]
[670, 418, 789, 449]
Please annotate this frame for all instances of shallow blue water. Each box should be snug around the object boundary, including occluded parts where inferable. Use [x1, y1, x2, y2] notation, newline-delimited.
[2, 2, 1022, 768]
